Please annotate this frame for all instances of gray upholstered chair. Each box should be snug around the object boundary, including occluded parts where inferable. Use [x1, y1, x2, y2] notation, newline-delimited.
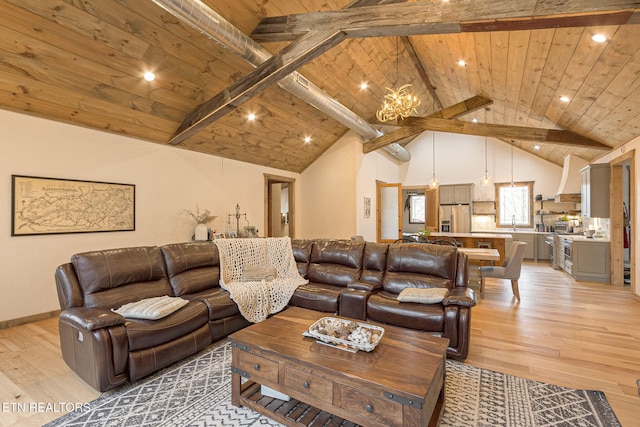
[480, 241, 527, 300]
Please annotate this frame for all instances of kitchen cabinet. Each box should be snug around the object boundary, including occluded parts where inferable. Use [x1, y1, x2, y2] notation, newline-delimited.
[536, 234, 551, 260]
[511, 233, 535, 260]
[571, 240, 610, 282]
[581, 164, 610, 218]
[439, 184, 473, 205]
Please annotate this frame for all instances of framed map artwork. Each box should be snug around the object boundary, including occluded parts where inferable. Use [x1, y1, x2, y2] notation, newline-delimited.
[11, 175, 135, 236]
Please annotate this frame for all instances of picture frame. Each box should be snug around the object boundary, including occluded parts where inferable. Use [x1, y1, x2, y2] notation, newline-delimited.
[213, 232, 226, 239]
[11, 175, 135, 236]
[244, 226, 258, 237]
[364, 197, 371, 218]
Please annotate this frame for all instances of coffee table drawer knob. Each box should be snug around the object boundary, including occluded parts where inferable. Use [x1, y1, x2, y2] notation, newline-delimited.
[303, 381, 310, 389]
[253, 364, 260, 371]
[365, 404, 373, 413]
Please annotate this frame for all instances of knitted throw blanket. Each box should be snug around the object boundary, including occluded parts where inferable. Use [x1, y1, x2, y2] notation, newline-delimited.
[214, 237, 307, 323]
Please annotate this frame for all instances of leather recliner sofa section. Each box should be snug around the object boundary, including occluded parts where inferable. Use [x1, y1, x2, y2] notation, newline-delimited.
[55, 242, 248, 392]
[289, 240, 477, 360]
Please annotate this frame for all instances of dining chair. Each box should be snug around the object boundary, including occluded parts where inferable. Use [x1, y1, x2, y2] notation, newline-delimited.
[479, 241, 527, 300]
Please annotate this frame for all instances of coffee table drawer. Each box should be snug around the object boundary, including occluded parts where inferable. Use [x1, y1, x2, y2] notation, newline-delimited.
[283, 366, 333, 404]
[337, 384, 403, 427]
[235, 351, 279, 384]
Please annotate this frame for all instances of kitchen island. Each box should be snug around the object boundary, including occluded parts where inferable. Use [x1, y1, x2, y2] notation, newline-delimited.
[427, 232, 513, 264]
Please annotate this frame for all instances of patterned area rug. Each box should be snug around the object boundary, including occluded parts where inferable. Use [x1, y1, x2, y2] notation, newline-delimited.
[45, 341, 621, 427]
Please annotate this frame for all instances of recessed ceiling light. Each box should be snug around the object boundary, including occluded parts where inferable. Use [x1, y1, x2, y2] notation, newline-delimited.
[559, 96, 570, 103]
[591, 34, 607, 43]
[533, 144, 541, 150]
[247, 113, 256, 121]
[360, 82, 368, 90]
[304, 136, 311, 144]
[472, 118, 478, 123]
[457, 60, 466, 67]
[143, 71, 155, 81]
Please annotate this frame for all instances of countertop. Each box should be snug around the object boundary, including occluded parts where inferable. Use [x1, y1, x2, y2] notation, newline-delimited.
[475, 230, 549, 235]
[557, 235, 610, 243]
[430, 232, 513, 239]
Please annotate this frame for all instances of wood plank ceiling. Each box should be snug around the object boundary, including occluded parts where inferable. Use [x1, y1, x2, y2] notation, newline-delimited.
[1, 0, 640, 173]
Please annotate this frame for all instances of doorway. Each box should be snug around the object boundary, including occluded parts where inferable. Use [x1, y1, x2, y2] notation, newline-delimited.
[264, 174, 295, 238]
[609, 150, 635, 291]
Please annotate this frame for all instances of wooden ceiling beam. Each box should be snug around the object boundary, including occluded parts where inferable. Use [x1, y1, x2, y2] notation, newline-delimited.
[400, 36, 442, 110]
[250, 2, 640, 43]
[364, 96, 493, 152]
[363, 117, 611, 154]
[169, 29, 345, 145]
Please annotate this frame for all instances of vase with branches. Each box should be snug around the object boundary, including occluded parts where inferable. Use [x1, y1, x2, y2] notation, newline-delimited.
[182, 205, 217, 240]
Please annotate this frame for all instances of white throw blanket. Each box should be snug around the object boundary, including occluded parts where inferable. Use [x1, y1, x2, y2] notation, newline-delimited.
[214, 237, 307, 323]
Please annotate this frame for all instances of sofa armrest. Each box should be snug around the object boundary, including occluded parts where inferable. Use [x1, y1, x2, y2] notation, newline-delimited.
[443, 287, 477, 308]
[59, 307, 125, 332]
[339, 287, 377, 320]
[347, 281, 382, 292]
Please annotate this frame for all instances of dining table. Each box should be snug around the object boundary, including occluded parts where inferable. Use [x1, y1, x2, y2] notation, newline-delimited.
[457, 247, 501, 262]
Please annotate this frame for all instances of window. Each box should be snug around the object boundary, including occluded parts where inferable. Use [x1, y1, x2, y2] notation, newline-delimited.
[409, 194, 425, 224]
[495, 182, 534, 228]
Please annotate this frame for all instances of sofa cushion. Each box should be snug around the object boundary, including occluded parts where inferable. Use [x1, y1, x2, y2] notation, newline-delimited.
[307, 240, 365, 286]
[71, 246, 172, 308]
[242, 265, 277, 282]
[188, 288, 242, 320]
[383, 244, 458, 294]
[113, 296, 189, 320]
[291, 239, 314, 277]
[367, 291, 445, 331]
[360, 242, 389, 285]
[125, 300, 209, 351]
[289, 283, 342, 313]
[160, 242, 220, 296]
[397, 287, 448, 304]
[310, 240, 365, 268]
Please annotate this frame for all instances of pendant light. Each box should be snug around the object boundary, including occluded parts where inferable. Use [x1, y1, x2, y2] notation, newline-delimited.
[510, 141, 515, 186]
[480, 136, 491, 186]
[430, 131, 439, 188]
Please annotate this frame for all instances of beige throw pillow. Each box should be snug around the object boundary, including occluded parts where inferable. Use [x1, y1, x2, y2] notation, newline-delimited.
[113, 296, 189, 320]
[242, 265, 277, 282]
[397, 287, 449, 304]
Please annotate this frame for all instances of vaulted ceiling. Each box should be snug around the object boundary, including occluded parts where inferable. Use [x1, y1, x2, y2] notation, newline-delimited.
[2, 0, 640, 173]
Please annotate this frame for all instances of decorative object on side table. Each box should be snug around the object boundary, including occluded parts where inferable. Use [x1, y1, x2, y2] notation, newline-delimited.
[182, 205, 217, 241]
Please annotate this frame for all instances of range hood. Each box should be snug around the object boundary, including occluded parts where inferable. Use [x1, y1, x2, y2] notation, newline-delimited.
[555, 154, 588, 203]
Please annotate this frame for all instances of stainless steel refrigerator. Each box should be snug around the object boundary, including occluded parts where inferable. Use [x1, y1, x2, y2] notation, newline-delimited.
[439, 205, 471, 233]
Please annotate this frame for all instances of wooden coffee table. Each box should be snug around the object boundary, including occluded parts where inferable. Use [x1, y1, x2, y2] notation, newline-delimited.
[229, 306, 448, 427]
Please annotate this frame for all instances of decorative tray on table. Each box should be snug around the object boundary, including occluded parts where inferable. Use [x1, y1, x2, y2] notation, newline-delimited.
[307, 317, 384, 352]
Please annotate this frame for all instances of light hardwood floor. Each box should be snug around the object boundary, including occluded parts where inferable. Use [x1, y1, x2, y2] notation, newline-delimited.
[1, 261, 639, 426]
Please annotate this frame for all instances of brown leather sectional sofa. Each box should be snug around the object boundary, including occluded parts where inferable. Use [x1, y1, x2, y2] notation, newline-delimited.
[55, 238, 476, 392]
[289, 239, 477, 360]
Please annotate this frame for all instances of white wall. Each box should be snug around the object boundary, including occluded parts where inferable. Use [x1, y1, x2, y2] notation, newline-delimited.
[0, 110, 298, 322]
[355, 145, 402, 241]
[401, 131, 563, 200]
[298, 132, 361, 239]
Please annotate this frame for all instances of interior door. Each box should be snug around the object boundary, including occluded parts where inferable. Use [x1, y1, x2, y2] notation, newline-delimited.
[424, 186, 439, 231]
[377, 182, 402, 242]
